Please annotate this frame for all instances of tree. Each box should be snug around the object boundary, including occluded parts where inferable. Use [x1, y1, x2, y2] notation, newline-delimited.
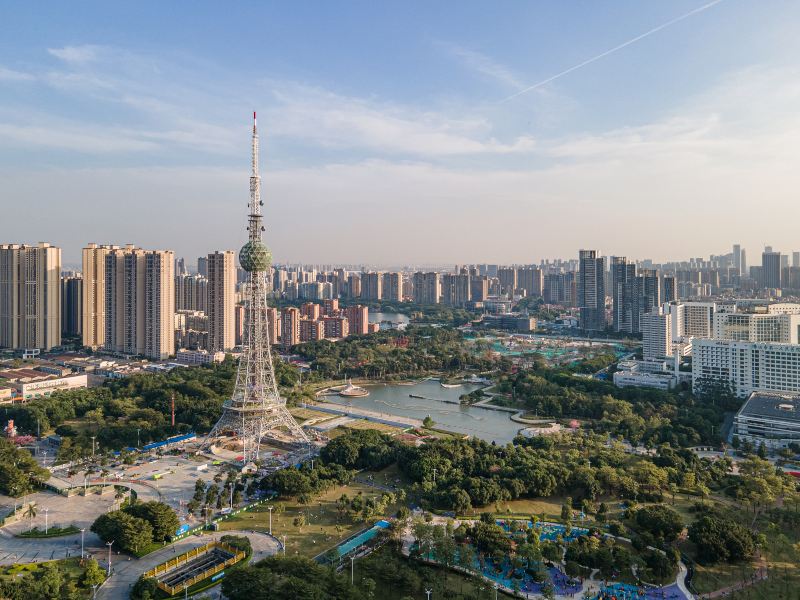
[91, 510, 154, 554]
[82, 559, 107, 587]
[423, 415, 435, 428]
[23, 503, 37, 531]
[633, 505, 683, 542]
[689, 513, 755, 564]
[126, 501, 180, 542]
[131, 577, 159, 600]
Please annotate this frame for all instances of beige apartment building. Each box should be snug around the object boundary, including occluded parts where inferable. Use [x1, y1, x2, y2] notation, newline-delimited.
[0, 243, 62, 351]
[104, 245, 175, 360]
[82, 243, 119, 348]
[207, 251, 236, 352]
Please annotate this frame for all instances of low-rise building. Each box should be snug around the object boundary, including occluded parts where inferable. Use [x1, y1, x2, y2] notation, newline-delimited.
[733, 392, 800, 450]
[175, 349, 226, 366]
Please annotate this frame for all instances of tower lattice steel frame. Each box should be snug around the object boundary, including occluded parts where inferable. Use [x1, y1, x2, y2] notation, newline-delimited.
[205, 113, 309, 462]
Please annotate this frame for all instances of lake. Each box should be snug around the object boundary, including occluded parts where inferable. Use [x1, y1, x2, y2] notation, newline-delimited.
[324, 379, 521, 444]
[368, 311, 410, 330]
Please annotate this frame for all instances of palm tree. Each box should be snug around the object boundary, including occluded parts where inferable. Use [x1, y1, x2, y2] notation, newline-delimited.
[23, 503, 37, 531]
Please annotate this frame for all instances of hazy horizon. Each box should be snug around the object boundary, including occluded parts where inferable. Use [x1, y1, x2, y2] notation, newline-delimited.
[3, 1, 800, 265]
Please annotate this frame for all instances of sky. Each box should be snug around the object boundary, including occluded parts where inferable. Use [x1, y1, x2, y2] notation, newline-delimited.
[2, 1, 800, 267]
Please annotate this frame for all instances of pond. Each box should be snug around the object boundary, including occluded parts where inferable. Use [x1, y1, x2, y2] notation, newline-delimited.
[368, 311, 410, 330]
[324, 379, 521, 444]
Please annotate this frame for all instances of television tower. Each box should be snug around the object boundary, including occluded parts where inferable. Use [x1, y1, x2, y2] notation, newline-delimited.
[205, 113, 309, 462]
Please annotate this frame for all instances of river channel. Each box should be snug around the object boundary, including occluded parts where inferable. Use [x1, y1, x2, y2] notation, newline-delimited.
[324, 379, 521, 444]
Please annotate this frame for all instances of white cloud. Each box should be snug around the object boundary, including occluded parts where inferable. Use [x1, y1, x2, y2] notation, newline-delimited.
[266, 83, 536, 156]
[47, 44, 104, 64]
[437, 42, 525, 89]
[0, 66, 35, 82]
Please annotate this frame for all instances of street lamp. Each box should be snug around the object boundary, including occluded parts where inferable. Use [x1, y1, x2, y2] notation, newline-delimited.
[80, 528, 85, 559]
[350, 556, 355, 585]
[44, 507, 49, 534]
[91, 436, 96, 457]
[106, 541, 114, 576]
[282, 535, 286, 556]
[137, 428, 141, 449]
[494, 583, 499, 600]
[425, 589, 432, 600]
[267, 506, 273, 535]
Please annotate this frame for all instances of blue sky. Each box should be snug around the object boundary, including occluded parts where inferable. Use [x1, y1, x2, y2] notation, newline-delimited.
[2, 1, 800, 266]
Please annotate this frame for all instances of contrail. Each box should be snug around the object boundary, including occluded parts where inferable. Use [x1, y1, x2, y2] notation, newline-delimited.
[501, 0, 726, 102]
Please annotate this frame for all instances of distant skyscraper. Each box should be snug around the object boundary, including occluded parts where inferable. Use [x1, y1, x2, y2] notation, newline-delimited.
[610, 257, 634, 333]
[441, 273, 471, 307]
[498, 267, 517, 296]
[413, 272, 440, 305]
[105, 246, 175, 360]
[578, 250, 606, 331]
[82, 243, 118, 349]
[61, 275, 83, 337]
[347, 273, 361, 299]
[0, 243, 62, 351]
[176, 257, 187, 276]
[733, 244, 742, 275]
[207, 250, 236, 352]
[662, 275, 677, 303]
[793, 252, 800, 268]
[361, 272, 383, 301]
[470, 275, 489, 302]
[517, 267, 543, 297]
[382, 272, 402, 302]
[197, 256, 208, 277]
[762, 250, 782, 289]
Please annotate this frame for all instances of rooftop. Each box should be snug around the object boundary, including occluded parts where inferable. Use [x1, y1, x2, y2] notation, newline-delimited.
[738, 392, 800, 421]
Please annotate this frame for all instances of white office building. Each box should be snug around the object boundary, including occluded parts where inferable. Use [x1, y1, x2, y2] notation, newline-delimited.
[692, 339, 800, 398]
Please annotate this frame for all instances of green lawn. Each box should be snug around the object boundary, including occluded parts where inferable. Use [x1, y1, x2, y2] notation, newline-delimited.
[219, 480, 392, 557]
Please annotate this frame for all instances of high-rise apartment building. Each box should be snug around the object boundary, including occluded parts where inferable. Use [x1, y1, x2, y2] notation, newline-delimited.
[265, 307, 279, 346]
[641, 310, 671, 361]
[412, 272, 440, 305]
[733, 244, 742, 275]
[441, 273, 471, 307]
[300, 302, 321, 320]
[61, 275, 83, 337]
[323, 315, 349, 339]
[0, 243, 62, 351]
[497, 267, 517, 296]
[543, 272, 576, 306]
[104, 246, 175, 360]
[299, 318, 325, 342]
[517, 267, 543, 297]
[470, 275, 489, 302]
[345, 305, 369, 335]
[361, 272, 383, 301]
[280, 307, 300, 349]
[382, 272, 403, 302]
[578, 250, 606, 331]
[207, 251, 236, 352]
[347, 274, 361, 299]
[175, 273, 208, 313]
[82, 243, 119, 349]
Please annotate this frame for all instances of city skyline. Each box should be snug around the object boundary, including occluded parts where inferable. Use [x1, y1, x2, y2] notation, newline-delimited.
[4, 2, 800, 263]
